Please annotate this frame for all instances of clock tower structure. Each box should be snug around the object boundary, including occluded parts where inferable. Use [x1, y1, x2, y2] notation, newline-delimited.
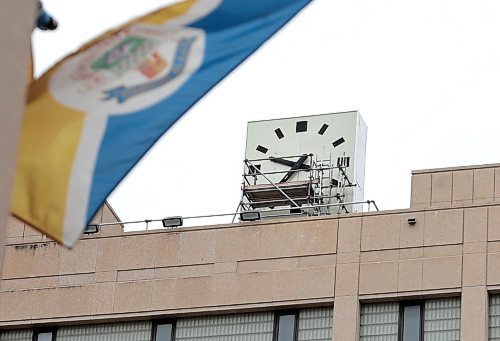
[241, 111, 367, 217]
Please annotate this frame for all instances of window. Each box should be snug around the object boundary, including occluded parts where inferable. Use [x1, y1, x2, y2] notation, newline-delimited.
[33, 330, 55, 341]
[490, 294, 500, 340]
[57, 321, 151, 340]
[360, 298, 460, 341]
[152, 321, 175, 341]
[175, 312, 274, 340]
[274, 311, 298, 341]
[399, 302, 423, 341]
[297, 307, 333, 341]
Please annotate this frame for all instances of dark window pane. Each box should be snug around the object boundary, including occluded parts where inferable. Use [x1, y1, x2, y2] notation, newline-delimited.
[296, 121, 307, 133]
[277, 314, 296, 341]
[275, 128, 285, 139]
[402, 305, 421, 341]
[36, 333, 53, 341]
[155, 324, 172, 341]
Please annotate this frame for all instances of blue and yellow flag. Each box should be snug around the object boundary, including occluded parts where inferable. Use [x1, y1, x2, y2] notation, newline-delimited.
[12, 0, 311, 246]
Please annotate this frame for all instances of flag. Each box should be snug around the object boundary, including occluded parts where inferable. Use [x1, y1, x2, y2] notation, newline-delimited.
[12, 0, 312, 246]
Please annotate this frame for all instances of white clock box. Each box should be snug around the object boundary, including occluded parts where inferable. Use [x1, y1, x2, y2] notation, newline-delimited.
[242, 111, 367, 217]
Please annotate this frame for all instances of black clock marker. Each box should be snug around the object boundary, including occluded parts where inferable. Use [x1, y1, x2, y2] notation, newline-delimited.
[249, 164, 262, 174]
[318, 124, 329, 135]
[332, 137, 345, 148]
[337, 156, 350, 167]
[275, 128, 284, 139]
[256, 145, 268, 154]
[296, 121, 308, 133]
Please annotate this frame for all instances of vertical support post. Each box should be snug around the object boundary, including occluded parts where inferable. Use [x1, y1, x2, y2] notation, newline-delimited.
[0, 0, 37, 277]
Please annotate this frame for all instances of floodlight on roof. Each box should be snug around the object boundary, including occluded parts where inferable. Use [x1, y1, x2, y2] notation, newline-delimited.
[240, 210, 261, 222]
[84, 224, 99, 234]
[162, 216, 183, 228]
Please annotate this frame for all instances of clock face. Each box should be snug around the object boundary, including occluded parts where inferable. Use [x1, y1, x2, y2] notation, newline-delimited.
[245, 112, 362, 185]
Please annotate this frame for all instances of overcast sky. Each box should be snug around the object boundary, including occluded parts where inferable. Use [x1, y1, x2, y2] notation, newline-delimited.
[34, 0, 500, 229]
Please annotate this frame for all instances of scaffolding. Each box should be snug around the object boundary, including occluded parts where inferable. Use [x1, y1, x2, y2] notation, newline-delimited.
[237, 153, 362, 219]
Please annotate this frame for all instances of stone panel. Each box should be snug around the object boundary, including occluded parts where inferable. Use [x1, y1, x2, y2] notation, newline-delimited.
[335, 263, 359, 296]
[298, 254, 336, 268]
[235, 272, 274, 304]
[398, 259, 423, 292]
[117, 269, 154, 282]
[150, 279, 176, 311]
[118, 235, 159, 270]
[359, 261, 398, 294]
[360, 250, 399, 263]
[337, 252, 359, 264]
[61, 239, 97, 275]
[424, 209, 463, 246]
[460, 286, 488, 341]
[1, 245, 36, 279]
[175, 276, 214, 308]
[293, 219, 338, 255]
[464, 207, 488, 243]
[410, 173, 431, 207]
[53, 285, 93, 317]
[400, 212, 425, 248]
[114, 281, 153, 313]
[32, 288, 56, 319]
[35, 242, 61, 277]
[237, 220, 337, 261]
[215, 228, 241, 263]
[59, 273, 96, 287]
[273, 267, 335, 301]
[361, 215, 400, 251]
[6, 216, 24, 238]
[473, 168, 495, 202]
[431, 172, 452, 205]
[214, 262, 237, 274]
[333, 296, 359, 341]
[422, 256, 462, 290]
[0, 290, 34, 321]
[96, 237, 121, 272]
[487, 252, 500, 285]
[399, 247, 424, 260]
[237, 258, 298, 273]
[178, 230, 216, 265]
[338, 218, 361, 253]
[488, 206, 500, 241]
[423, 245, 462, 258]
[155, 232, 180, 268]
[213, 273, 238, 305]
[462, 253, 486, 287]
[452, 170, 473, 204]
[496, 168, 500, 199]
[91, 282, 116, 315]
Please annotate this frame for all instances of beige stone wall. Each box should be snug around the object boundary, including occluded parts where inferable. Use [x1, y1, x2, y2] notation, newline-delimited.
[1, 164, 500, 340]
[0, 0, 37, 280]
[411, 163, 500, 208]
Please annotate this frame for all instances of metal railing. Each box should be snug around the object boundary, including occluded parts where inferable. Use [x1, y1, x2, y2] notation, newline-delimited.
[95, 200, 379, 230]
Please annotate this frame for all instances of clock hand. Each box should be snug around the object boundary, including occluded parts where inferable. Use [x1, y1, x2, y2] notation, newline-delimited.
[269, 156, 310, 170]
[280, 154, 309, 183]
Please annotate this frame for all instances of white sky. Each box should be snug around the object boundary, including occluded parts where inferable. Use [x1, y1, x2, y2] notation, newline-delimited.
[34, 0, 500, 229]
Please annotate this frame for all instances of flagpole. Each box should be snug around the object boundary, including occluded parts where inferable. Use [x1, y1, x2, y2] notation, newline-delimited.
[0, 0, 37, 276]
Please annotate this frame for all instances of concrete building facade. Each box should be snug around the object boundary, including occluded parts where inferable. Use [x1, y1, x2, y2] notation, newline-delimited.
[1, 162, 500, 340]
[0, 0, 37, 275]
